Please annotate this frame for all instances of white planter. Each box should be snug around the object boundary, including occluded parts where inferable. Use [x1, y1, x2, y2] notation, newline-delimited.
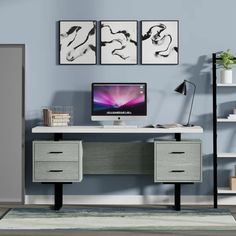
[220, 69, 233, 84]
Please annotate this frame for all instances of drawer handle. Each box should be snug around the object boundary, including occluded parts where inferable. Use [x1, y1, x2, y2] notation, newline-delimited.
[48, 170, 63, 173]
[48, 151, 63, 154]
[169, 152, 185, 154]
[170, 170, 185, 173]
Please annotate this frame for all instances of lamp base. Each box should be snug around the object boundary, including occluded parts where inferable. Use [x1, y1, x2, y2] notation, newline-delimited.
[183, 124, 195, 127]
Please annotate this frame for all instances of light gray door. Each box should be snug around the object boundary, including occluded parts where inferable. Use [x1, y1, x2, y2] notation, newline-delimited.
[0, 45, 24, 203]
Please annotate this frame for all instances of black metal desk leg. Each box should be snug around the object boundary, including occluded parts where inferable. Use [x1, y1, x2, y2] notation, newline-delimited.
[54, 183, 63, 210]
[175, 183, 181, 211]
[54, 133, 63, 141]
[175, 133, 181, 141]
[174, 133, 181, 210]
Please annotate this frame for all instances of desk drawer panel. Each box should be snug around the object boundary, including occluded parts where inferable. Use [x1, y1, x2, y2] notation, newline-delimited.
[155, 163, 201, 182]
[155, 142, 200, 164]
[83, 142, 154, 174]
[33, 141, 81, 162]
[154, 141, 201, 182]
[34, 161, 79, 182]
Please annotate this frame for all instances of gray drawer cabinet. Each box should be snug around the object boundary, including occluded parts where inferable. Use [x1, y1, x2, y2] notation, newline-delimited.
[154, 140, 201, 182]
[33, 141, 83, 182]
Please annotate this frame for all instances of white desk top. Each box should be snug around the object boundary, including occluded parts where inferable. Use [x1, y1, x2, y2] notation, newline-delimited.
[32, 126, 203, 134]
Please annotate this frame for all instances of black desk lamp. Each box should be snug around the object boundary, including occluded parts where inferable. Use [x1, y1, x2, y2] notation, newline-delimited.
[174, 80, 196, 127]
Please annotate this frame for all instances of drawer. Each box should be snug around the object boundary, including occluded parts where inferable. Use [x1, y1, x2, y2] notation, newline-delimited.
[155, 142, 200, 164]
[33, 141, 82, 162]
[155, 162, 201, 182]
[33, 161, 82, 182]
[154, 141, 201, 182]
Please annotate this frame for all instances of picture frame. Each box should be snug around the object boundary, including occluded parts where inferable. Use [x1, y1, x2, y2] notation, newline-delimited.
[59, 20, 97, 65]
[141, 20, 179, 65]
[100, 20, 138, 65]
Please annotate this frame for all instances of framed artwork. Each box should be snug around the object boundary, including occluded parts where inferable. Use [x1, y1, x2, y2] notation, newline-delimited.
[100, 20, 138, 65]
[141, 20, 179, 65]
[59, 20, 97, 64]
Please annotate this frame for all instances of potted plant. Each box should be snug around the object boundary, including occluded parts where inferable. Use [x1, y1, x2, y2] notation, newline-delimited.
[218, 49, 236, 84]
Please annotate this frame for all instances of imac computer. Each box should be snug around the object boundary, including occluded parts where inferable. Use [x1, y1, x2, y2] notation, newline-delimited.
[91, 83, 147, 127]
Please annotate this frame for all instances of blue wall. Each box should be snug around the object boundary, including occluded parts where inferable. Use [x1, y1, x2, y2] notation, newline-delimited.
[1, 0, 236, 196]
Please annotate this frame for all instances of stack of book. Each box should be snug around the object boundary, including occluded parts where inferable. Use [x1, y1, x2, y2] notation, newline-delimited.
[227, 114, 236, 120]
[43, 109, 71, 126]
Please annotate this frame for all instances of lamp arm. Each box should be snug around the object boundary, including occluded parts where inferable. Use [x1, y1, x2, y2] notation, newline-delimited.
[185, 80, 196, 126]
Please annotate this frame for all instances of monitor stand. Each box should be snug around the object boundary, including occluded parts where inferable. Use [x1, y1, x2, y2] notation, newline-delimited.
[113, 120, 125, 126]
[103, 120, 138, 128]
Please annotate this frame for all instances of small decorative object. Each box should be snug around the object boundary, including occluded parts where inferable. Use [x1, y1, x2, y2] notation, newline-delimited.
[230, 176, 236, 190]
[42, 106, 73, 126]
[227, 108, 236, 120]
[141, 20, 179, 65]
[59, 21, 97, 64]
[174, 80, 196, 127]
[217, 49, 236, 84]
[100, 21, 138, 64]
[227, 113, 236, 120]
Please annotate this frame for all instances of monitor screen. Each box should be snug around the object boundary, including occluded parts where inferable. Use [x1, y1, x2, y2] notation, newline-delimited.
[92, 83, 147, 117]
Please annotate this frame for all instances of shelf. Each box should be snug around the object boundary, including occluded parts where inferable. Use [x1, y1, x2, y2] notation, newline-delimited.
[218, 187, 236, 194]
[212, 54, 236, 207]
[218, 153, 236, 158]
[216, 84, 236, 87]
[217, 118, 236, 122]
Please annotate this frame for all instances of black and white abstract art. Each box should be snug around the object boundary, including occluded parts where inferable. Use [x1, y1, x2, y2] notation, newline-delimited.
[100, 21, 137, 64]
[59, 21, 96, 64]
[141, 21, 179, 65]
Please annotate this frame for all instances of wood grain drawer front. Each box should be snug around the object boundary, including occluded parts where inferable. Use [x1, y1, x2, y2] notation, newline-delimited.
[155, 163, 200, 182]
[154, 141, 201, 182]
[155, 143, 200, 164]
[33, 142, 81, 162]
[34, 161, 80, 182]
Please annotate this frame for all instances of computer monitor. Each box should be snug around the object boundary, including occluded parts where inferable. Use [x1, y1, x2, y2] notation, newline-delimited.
[91, 83, 147, 125]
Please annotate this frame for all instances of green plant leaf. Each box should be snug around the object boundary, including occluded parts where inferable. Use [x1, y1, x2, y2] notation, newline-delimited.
[218, 49, 236, 70]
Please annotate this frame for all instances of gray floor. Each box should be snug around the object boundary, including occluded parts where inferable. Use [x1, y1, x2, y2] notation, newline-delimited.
[0, 205, 236, 236]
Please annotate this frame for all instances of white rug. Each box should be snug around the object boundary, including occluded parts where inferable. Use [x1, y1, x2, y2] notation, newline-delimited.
[0, 207, 235, 231]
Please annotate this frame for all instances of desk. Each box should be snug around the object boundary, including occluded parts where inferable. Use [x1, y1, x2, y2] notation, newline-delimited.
[32, 125, 203, 210]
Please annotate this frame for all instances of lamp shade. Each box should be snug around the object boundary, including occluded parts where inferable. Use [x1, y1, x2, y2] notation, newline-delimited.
[174, 81, 187, 96]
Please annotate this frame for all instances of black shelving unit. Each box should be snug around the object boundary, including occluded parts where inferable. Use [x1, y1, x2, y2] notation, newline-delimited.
[212, 53, 236, 208]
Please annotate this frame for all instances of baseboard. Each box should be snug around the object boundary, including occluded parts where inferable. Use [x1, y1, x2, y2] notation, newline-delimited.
[25, 195, 217, 205]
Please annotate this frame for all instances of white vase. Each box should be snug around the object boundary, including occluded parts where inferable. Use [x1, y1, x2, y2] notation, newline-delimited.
[220, 69, 233, 84]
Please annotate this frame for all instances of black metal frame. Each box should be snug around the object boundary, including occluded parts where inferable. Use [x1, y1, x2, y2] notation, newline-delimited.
[140, 20, 179, 65]
[211, 53, 236, 208]
[59, 20, 97, 65]
[211, 52, 236, 208]
[42, 182, 71, 210]
[174, 183, 181, 211]
[174, 133, 181, 210]
[212, 53, 218, 208]
[54, 183, 63, 210]
[100, 20, 138, 65]
[173, 132, 189, 211]
[53, 133, 65, 210]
